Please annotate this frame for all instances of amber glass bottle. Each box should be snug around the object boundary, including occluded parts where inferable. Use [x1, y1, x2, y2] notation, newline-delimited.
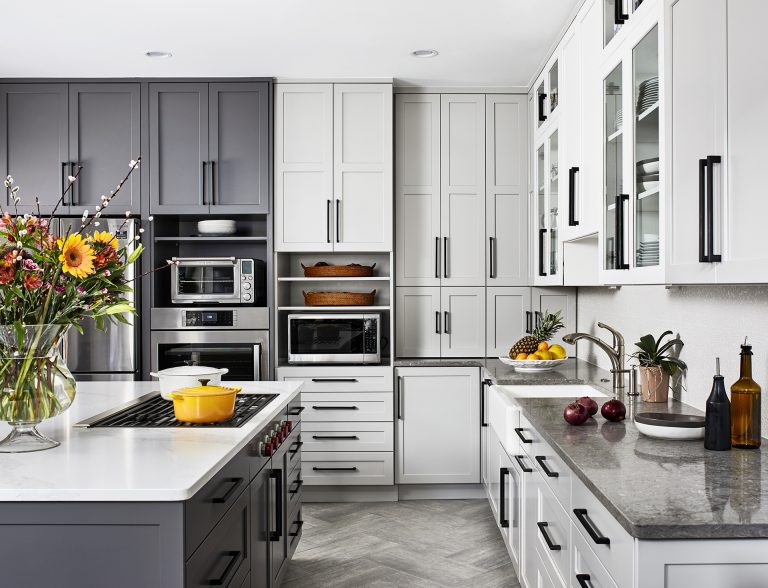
[731, 342, 761, 449]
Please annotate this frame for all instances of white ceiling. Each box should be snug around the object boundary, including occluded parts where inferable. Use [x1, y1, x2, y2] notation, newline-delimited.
[1, 0, 580, 87]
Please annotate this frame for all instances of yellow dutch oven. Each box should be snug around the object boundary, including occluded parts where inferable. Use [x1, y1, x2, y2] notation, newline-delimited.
[167, 379, 242, 423]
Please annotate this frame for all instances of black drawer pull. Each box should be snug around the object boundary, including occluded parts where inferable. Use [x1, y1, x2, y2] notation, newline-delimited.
[312, 466, 358, 472]
[210, 477, 243, 504]
[312, 435, 359, 440]
[514, 455, 533, 473]
[514, 427, 533, 444]
[289, 479, 304, 495]
[311, 405, 359, 410]
[574, 508, 611, 545]
[289, 440, 303, 456]
[207, 550, 241, 586]
[537, 522, 561, 551]
[577, 573, 593, 588]
[289, 519, 305, 538]
[536, 456, 559, 478]
[311, 378, 359, 383]
[499, 467, 510, 528]
[288, 405, 306, 415]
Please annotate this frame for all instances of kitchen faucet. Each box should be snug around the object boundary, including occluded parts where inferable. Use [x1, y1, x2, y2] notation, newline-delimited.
[562, 322, 629, 395]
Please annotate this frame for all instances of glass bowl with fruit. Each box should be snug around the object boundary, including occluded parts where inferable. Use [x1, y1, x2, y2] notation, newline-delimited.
[499, 310, 568, 372]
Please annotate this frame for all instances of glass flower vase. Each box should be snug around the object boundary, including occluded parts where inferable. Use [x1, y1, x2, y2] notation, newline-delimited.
[0, 324, 77, 452]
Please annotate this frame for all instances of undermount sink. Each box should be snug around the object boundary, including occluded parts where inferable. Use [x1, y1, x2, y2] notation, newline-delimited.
[495, 384, 608, 399]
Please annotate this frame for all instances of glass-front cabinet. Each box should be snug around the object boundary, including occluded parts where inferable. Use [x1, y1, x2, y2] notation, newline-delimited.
[534, 127, 562, 285]
[601, 20, 662, 283]
[604, 0, 649, 48]
[535, 58, 560, 133]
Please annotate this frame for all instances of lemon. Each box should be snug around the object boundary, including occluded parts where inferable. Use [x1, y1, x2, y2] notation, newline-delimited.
[549, 344, 567, 359]
[527, 353, 543, 360]
[515, 353, 528, 360]
[537, 350, 554, 360]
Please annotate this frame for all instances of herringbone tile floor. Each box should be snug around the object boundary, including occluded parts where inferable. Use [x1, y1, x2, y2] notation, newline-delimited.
[283, 500, 522, 588]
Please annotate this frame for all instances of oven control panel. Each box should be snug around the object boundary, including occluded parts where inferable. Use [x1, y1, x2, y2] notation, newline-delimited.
[184, 310, 236, 327]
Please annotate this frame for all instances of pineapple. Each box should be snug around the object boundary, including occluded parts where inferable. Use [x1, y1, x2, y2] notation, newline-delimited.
[508, 310, 565, 358]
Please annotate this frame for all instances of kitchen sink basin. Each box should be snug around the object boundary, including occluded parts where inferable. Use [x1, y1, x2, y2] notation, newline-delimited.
[494, 384, 608, 399]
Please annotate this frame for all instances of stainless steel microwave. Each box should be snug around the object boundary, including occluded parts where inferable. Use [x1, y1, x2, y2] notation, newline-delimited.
[171, 257, 256, 304]
[287, 314, 381, 364]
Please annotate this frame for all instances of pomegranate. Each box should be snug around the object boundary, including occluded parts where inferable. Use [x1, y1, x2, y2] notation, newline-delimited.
[601, 399, 627, 422]
[563, 401, 589, 426]
[576, 396, 598, 417]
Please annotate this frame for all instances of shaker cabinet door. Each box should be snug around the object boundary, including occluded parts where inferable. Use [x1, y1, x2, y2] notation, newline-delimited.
[0, 84, 68, 214]
[68, 83, 141, 215]
[440, 286, 486, 358]
[486, 287, 531, 359]
[395, 287, 441, 358]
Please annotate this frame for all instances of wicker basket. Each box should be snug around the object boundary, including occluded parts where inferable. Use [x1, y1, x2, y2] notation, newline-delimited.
[302, 263, 376, 278]
[303, 290, 376, 306]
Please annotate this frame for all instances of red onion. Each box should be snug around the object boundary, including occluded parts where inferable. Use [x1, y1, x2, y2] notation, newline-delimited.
[576, 396, 598, 416]
[563, 402, 589, 426]
[601, 399, 627, 422]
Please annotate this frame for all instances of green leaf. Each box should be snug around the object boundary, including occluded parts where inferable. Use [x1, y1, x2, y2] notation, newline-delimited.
[93, 303, 135, 317]
[655, 330, 674, 349]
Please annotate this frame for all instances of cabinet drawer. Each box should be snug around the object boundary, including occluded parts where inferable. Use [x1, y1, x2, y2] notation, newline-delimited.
[286, 424, 302, 474]
[303, 452, 394, 485]
[287, 507, 303, 561]
[536, 537, 567, 588]
[517, 413, 544, 454]
[571, 523, 619, 588]
[185, 487, 249, 588]
[184, 451, 250, 559]
[301, 393, 393, 422]
[303, 422, 394, 452]
[531, 437, 572, 512]
[286, 461, 303, 515]
[536, 474, 571, 585]
[279, 367, 393, 392]
[570, 475, 634, 588]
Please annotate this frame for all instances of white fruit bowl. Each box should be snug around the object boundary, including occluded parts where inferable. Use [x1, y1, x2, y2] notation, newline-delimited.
[498, 357, 568, 372]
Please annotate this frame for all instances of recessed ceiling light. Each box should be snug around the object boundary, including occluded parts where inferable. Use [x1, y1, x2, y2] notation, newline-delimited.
[411, 49, 439, 58]
[145, 51, 173, 59]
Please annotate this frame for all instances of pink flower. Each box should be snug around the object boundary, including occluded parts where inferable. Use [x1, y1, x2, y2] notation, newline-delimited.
[100, 288, 108, 294]
[22, 259, 38, 271]
[54, 284, 65, 294]
[76, 286, 85, 295]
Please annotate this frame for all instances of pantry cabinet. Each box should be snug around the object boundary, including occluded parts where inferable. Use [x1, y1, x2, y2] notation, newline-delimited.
[395, 367, 480, 484]
[274, 83, 392, 252]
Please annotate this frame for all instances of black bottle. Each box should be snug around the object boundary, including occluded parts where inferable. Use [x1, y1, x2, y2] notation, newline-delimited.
[705, 357, 731, 451]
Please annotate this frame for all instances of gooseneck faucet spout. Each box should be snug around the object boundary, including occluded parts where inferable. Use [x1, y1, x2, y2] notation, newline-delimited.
[562, 322, 627, 394]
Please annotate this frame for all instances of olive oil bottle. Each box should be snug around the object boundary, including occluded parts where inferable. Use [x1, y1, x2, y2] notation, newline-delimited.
[731, 339, 761, 449]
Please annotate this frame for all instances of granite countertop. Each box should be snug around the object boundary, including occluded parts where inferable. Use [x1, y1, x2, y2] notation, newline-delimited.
[0, 381, 302, 502]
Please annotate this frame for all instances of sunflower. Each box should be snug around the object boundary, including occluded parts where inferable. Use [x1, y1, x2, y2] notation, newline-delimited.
[57, 234, 95, 278]
[90, 230, 119, 250]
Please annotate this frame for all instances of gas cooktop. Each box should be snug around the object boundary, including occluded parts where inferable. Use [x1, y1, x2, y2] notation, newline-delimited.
[74, 392, 278, 428]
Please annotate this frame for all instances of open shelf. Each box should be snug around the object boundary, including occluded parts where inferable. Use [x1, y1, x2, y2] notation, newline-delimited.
[277, 276, 390, 282]
[154, 236, 268, 242]
[637, 101, 659, 122]
[278, 305, 391, 311]
[637, 186, 660, 200]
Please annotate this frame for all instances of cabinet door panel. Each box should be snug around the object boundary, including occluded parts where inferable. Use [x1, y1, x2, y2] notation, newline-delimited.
[0, 84, 68, 213]
[249, 470, 270, 588]
[68, 84, 140, 214]
[334, 84, 392, 252]
[395, 287, 440, 358]
[209, 82, 269, 213]
[149, 83, 208, 214]
[441, 95, 485, 286]
[441, 287, 485, 358]
[532, 287, 576, 349]
[274, 84, 333, 251]
[396, 95, 441, 286]
[396, 367, 480, 484]
[486, 193, 528, 286]
[487, 287, 531, 358]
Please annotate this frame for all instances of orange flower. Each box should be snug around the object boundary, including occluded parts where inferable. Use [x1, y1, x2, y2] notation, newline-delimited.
[57, 234, 95, 278]
[22, 273, 42, 290]
[0, 262, 14, 284]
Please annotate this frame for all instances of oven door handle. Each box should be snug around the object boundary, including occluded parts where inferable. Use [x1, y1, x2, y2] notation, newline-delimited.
[253, 344, 261, 381]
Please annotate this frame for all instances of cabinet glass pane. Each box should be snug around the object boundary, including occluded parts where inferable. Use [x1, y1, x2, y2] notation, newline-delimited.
[537, 144, 546, 275]
[549, 60, 559, 114]
[536, 81, 546, 128]
[634, 25, 660, 268]
[605, 0, 625, 46]
[604, 64, 623, 270]
[549, 131, 559, 275]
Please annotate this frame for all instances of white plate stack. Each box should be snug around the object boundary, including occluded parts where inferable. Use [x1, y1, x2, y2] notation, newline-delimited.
[197, 220, 237, 235]
[637, 76, 659, 115]
[636, 157, 659, 194]
[637, 234, 659, 266]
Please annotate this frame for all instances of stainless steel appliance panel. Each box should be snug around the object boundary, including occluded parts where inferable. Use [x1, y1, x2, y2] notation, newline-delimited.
[151, 307, 269, 330]
[171, 257, 258, 304]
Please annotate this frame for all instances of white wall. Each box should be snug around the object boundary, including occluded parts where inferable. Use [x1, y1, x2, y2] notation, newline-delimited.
[576, 285, 768, 436]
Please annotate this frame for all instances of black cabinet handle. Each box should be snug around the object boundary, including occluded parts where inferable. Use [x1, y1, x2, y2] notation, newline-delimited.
[536, 456, 559, 478]
[568, 167, 580, 226]
[210, 477, 243, 503]
[443, 311, 449, 334]
[312, 466, 358, 471]
[61, 162, 69, 205]
[201, 161, 207, 205]
[707, 155, 722, 262]
[210, 160, 216, 206]
[499, 467, 510, 528]
[397, 375, 404, 420]
[69, 162, 79, 205]
[289, 478, 304, 495]
[489, 236, 496, 278]
[481, 379, 492, 428]
[538, 93, 548, 122]
[698, 158, 708, 262]
[538, 228, 547, 276]
[311, 405, 358, 410]
[614, 0, 628, 24]
[574, 508, 611, 545]
[207, 550, 241, 586]
[289, 519, 304, 538]
[335, 198, 341, 243]
[288, 406, 305, 416]
[514, 427, 533, 444]
[577, 574, 593, 588]
[443, 236, 448, 278]
[269, 469, 283, 542]
[326, 199, 332, 243]
[537, 522, 562, 551]
[514, 455, 533, 473]
[311, 378, 358, 383]
[435, 311, 441, 334]
[615, 194, 629, 269]
[289, 440, 303, 456]
[312, 435, 359, 440]
[525, 311, 533, 334]
[435, 236, 440, 278]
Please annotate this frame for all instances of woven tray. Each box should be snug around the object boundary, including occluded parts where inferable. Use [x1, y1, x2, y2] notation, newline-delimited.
[302, 263, 376, 278]
[303, 290, 376, 306]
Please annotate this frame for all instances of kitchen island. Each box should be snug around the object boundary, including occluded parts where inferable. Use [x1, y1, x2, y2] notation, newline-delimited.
[0, 381, 304, 588]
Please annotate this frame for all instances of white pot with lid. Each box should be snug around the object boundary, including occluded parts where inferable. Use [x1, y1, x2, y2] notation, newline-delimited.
[150, 365, 230, 400]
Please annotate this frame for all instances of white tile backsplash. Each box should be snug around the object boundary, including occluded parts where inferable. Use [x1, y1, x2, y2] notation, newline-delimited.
[576, 285, 768, 437]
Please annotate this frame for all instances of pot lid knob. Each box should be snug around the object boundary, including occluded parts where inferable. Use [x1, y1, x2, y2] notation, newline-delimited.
[198, 378, 211, 386]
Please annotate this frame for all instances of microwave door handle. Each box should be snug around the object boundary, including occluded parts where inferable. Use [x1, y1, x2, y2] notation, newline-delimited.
[253, 344, 261, 381]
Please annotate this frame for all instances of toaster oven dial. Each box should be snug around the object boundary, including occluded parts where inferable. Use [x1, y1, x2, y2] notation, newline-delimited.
[242, 293, 252, 302]
[242, 282, 252, 291]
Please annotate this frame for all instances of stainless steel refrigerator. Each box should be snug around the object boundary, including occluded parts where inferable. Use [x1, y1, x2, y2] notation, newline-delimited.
[58, 218, 139, 381]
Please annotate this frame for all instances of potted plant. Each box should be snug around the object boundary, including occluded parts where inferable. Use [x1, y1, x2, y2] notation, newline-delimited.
[630, 331, 687, 403]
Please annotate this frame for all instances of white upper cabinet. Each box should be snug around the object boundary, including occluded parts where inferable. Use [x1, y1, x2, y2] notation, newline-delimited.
[533, 126, 564, 286]
[275, 83, 392, 252]
[441, 287, 486, 358]
[486, 287, 532, 358]
[486, 95, 529, 286]
[395, 287, 441, 358]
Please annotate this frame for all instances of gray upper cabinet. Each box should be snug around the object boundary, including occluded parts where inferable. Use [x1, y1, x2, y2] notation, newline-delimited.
[69, 84, 140, 215]
[0, 84, 68, 214]
[149, 81, 269, 215]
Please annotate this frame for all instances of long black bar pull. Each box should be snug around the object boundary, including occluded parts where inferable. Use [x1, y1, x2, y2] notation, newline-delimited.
[707, 155, 722, 262]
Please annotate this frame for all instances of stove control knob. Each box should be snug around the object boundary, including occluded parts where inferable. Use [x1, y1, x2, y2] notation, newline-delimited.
[285, 420, 293, 432]
[256, 441, 266, 457]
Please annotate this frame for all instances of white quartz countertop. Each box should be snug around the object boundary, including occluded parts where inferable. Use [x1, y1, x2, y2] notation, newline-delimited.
[0, 380, 302, 502]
